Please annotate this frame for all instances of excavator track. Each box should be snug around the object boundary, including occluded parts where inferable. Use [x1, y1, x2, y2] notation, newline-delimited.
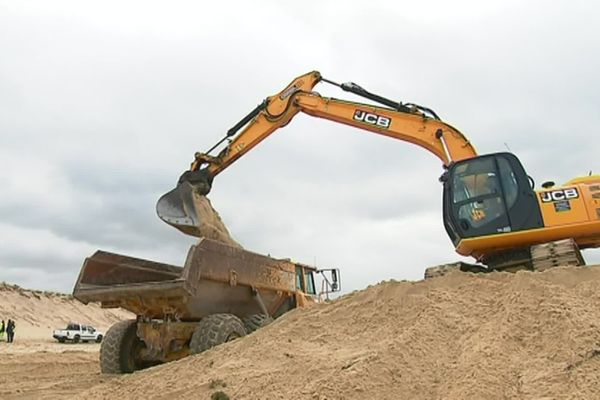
[424, 239, 585, 279]
[530, 239, 585, 271]
[424, 262, 487, 279]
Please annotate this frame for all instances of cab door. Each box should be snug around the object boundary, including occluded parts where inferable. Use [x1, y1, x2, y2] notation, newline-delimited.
[83, 326, 95, 341]
[443, 152, 543, 243]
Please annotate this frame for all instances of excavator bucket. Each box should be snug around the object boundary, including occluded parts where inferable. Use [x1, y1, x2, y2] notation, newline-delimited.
[156, 181, 203, 237]
[156, 169, 214, 237]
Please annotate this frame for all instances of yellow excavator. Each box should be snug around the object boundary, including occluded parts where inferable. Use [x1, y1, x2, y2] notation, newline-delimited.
[157, 71, 600, 272]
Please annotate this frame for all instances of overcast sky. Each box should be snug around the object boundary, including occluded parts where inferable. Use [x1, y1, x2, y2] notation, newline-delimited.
[1, 0, 599, 292]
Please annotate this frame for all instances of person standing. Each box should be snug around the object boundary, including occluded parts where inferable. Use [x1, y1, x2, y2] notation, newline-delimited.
[0, 320, 5, 342]
[6, 319, 14, 343]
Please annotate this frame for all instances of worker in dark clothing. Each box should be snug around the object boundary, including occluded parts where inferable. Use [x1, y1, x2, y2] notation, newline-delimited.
[6, 320, 14, 343]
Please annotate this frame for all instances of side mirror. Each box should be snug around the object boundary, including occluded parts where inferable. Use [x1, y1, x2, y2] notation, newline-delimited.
[316, 268, 341, 297]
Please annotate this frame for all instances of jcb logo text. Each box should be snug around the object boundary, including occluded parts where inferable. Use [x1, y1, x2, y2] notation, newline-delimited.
[540, 188, 579, 203]
[353, 110, 391, 129]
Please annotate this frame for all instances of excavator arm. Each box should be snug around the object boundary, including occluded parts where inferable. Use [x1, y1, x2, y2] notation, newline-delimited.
[157, 71, 477, 236]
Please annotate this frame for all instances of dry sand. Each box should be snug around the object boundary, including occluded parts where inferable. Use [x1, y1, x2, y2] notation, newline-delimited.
[74, 265, 600, 400]
[0, 344, 103, 400]
[0, 283, 133, 399]
[193, 195, 242, 248]
[0, 282, 132, 341]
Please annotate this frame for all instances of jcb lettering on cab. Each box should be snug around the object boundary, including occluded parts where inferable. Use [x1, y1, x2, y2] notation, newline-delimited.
[540, 188, 579, 203]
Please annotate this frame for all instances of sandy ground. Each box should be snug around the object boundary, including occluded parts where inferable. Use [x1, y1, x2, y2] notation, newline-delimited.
[0, 283, 131, 399]
[2, 262, 600, 399]
[77, 265, 599, 400]
[0, 341, 108, 400]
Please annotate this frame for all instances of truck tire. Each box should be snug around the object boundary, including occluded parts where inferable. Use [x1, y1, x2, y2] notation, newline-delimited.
[96, 335, 103, 343]
[73, 334, 80, 343]
[58, 337, 66, 343]
[189, 314, 246, 355]
[242, 314, 273, 333]
[100, 320, 145, 374]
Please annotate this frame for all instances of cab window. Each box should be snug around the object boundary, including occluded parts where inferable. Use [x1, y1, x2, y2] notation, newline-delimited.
[295, 266, 305, 292]
[498, 157, 518, 208]
[452, 159, 499, 203]
[304, 271, 316, 295]
[451, 158, 507, 229]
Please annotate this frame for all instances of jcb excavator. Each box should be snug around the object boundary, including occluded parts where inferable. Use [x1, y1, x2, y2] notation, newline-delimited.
[157, 71, 600, 272]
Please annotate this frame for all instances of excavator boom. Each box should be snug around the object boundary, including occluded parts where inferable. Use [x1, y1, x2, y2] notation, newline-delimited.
[157, 71, 477, 236]
[156, 70, 600, 269]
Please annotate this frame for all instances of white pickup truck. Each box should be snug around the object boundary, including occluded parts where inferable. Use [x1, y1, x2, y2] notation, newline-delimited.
[53, 323, 103, 343]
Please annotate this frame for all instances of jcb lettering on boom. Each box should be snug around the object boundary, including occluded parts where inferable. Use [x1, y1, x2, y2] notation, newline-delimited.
[353, 110, 391, 129]
[540, 188, 579, 203]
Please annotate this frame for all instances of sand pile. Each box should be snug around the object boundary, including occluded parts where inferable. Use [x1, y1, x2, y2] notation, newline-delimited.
[193, 194, 242, 248]
[80, 266, 600, 399]
[0, 349, 100, 399]
[0, 282, 132, 340]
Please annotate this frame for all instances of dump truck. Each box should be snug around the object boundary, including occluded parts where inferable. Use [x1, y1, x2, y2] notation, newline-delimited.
[73, 238, 340, 374]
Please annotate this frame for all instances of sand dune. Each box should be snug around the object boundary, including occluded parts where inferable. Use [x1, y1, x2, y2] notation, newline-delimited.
[78, 265, 600, 400]
[0, 282, 132, 342]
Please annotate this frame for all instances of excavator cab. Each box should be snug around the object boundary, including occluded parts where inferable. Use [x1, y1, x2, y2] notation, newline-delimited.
[442, 152, 543, 246]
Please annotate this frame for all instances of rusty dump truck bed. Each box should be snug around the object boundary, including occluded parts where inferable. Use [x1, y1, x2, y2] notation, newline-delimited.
[73, 238, 301, 320]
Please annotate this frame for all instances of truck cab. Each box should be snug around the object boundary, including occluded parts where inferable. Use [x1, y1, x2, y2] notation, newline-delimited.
[294, 263, 340, 305]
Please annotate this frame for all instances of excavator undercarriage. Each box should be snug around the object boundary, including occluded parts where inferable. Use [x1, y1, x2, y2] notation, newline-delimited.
[424, 238, 585, 279]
